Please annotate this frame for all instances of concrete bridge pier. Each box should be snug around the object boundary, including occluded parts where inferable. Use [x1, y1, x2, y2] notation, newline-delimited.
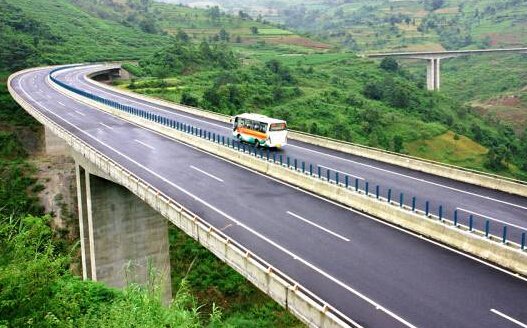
[45, 127, 69, 156]
[427, 58, 440, 91]
[75, 160, 172, 303]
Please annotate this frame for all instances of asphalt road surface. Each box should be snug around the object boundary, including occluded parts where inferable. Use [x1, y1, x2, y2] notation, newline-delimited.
[10, 65, 527, 328]
[58, 65, 527, 244]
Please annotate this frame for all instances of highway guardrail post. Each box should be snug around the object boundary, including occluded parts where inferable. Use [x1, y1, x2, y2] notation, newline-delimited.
[326, 169, 330, 182]
[376, 185, 380, 199]
[365, 182, 369, 196]
[267, 150, 270, 161]
[412, 197, 416, 211]
[345, 176, 349, 188]
[294, 159, 298, 171]
[318, 166, 321, 179]
[302, 161, 305, 173]
[310, 164, 313, 176]
[388, 189, 392, 203]
[335, 172, 339, 185]
[438, 206, 443, 221]
[425, 201, 429, 216]
[522, 233, 526, 250]
[502, 226, 507, 244]
[273, 152, 276, 163]
[280, 154, 283, 166]
[469, 215, 474, 231]
[287, 157, 290, 168]
[485, 220, 490, 238]
[355, 178, 359, 192]
[454, 210, 458, 226]
[400, 193, 404, 207]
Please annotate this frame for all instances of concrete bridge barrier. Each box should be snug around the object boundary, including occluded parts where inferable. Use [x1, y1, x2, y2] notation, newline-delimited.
[85, 70, 527, 199]
[10, 67, 360, 328]
[50, 74, 527, 277]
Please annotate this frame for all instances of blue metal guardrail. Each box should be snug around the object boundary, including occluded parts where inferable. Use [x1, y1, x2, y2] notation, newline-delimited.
[49, 67, 527, 251]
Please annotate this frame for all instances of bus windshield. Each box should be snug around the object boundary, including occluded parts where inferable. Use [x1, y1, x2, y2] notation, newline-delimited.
[269, 123, 287, 131]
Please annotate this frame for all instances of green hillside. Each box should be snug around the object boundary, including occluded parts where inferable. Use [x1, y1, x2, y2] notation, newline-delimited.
[120, 42, 527, 179]
[217, 0, 527, 52]
[0, 0, 172, 70]
[0, 1, 303, 326]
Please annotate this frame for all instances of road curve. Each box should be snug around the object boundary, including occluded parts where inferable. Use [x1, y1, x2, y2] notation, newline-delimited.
[10, 65, 527, 328]
[62, 64, 527, 243]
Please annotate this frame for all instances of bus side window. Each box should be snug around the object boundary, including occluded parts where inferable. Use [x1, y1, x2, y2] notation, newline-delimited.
[262, 123, 268, 133]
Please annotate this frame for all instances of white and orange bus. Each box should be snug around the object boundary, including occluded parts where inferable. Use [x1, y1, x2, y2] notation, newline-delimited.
[232, 113, 288, 148]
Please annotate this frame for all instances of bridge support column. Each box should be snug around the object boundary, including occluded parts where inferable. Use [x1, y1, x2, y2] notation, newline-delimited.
[76, 164, 171, 303]
[426, 58, 440, 91]
[45, 127, 69, 155]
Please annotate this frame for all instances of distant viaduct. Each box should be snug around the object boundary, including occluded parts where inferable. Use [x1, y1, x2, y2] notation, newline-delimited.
[366, 48, 527, 91]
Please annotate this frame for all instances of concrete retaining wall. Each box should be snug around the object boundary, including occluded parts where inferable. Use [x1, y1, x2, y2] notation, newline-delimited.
[9, 67, 359, 328]
[86, 71, 527, 198]
[53, 75, 527, 276]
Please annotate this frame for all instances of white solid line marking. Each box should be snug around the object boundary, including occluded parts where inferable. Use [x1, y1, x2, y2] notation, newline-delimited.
[75, 67, 527, 212]
[287, 211, 350, 242]
[58, 101, 66, 106]
[317, 164, 365, 180]
[99, 123, 113, 130]
[289, 143, 527, 211]
[457, 208, 527, 231]
[134, 139, 155, 150]
[491, 309, 527, 328]
[75, 110, 86, 116]
[76, 72, 228, 129]
[190, 165, 224, 182]
[46, 72, 527, 286]
[22, 74, 408, 328]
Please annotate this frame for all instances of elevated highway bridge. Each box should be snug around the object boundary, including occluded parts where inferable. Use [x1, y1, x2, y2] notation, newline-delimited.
[8, 64, 527, 328]
[366, 48, 527, 90]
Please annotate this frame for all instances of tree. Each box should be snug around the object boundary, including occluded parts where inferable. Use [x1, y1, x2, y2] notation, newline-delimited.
[175, 29, 190, 43]
[485, 145, 510, 170]
[424, 0, 445, 11]
[207, 6, 221, 21]
[393, 135, 404, 153]
[218, 28, 230, 42]
[363, 82, 383, 100]
[181, 92, 199, 107]
[250, 26, 259, 35]
[380, 57, 399, 72]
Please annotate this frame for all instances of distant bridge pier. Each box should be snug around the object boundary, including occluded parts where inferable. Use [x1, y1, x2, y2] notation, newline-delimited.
[427, 58, 440, 91]
[366, 47, 527, 92]
[74, 154, 172, 303]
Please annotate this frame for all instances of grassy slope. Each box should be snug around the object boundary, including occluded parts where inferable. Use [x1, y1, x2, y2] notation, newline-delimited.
[122, 50, 519, 175]
[0, 1, 303, 326]
[2, 0, 169, 63]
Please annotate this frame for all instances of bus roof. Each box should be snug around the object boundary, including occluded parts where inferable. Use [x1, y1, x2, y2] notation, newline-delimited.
[235, 113, 286, 124]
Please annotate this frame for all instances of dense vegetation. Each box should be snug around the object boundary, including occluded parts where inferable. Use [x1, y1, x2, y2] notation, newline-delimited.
[121, 42, 527, 178]
[0, 0, 525, 324]
[0, 0, 170, 70]
[0, 1, 304, 326]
